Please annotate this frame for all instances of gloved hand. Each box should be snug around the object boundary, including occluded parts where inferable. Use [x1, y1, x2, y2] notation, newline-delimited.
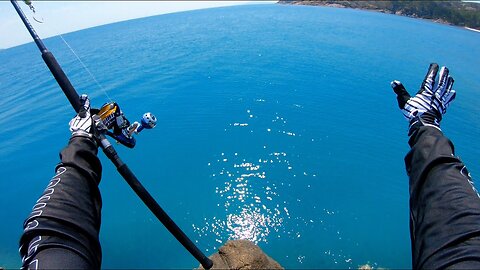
[391, 63, 456, 135]
[69, 94, 95, 140]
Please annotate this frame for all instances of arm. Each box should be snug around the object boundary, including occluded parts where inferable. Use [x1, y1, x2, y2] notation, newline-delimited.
[407, 126, 480, 269]
[392, 64, 480, 269]
[19, 96, 103, 269]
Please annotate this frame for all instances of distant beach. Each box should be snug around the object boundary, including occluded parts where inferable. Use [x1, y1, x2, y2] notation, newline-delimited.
[465, 27, 480, 33]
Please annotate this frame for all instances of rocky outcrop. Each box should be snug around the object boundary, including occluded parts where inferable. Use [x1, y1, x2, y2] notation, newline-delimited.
[197, 240, 283, 270]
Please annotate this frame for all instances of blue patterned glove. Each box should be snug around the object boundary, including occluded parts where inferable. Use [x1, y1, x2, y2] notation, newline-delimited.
[391, 63, 456, 135]
[69, 94, 94, 139]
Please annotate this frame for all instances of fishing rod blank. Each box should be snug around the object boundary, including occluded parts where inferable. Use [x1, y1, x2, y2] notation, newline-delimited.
[11, 1, 213, 269]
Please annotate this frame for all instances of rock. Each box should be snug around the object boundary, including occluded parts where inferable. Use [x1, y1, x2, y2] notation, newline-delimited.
[197, 240, 283, 270]
[359, 264, 373, 270]
[325, 3, 346, 9]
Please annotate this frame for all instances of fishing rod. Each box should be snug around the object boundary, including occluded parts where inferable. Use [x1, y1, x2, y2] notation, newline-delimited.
[11, 1, 213, 269]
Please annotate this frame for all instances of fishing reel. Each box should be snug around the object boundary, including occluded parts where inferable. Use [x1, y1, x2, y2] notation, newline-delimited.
[95, 102, 157, 148]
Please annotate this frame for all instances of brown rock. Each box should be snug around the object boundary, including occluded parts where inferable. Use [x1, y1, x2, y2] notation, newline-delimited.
[197, 240, 283, 270]
[358, 264, 373, 270]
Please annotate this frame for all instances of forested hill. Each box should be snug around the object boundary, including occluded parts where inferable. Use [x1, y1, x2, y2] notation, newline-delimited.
[278, 1, 480, 30]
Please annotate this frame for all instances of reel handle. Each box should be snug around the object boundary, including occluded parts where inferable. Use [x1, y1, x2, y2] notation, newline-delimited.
[128, 112, 157, 136]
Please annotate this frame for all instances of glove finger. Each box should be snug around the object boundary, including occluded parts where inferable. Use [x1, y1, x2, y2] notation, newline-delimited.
[439, 90, 456, 114]
[444, 89, 456, 106]
[442, 77, 456, 105]
[418, 63, 439, 94]
[446, 76, 454, 94]
[391, 80, 411, 109]
[434, 66, 450, 96]
[79, 94, 90, 118]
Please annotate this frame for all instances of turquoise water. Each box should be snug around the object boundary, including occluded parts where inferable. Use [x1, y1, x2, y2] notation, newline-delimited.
[1, 4, 479, 269]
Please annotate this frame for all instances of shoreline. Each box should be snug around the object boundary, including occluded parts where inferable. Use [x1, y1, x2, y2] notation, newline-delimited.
[465, 27, 480, 33]
[278, 1, 480, 32]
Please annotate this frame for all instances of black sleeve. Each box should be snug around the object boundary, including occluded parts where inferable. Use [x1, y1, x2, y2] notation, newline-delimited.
[406, 126, 480, 269]
[19, 136, 103, 270]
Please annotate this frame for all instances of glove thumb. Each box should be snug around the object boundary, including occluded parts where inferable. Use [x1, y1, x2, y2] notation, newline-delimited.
[391, 80, 411, 109]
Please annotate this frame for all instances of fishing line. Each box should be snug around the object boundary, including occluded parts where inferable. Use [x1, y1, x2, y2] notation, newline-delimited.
[27, 2, 113, 103]
[58, 34, 113, 102]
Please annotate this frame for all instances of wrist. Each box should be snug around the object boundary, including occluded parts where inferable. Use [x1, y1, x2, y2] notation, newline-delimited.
[408, 111, 441, 136]
[71, 129, 93, 138]
[70, 131, 98, 148]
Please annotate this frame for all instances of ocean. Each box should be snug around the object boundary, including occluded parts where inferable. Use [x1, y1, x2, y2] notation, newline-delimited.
[0, 4, 479, 269]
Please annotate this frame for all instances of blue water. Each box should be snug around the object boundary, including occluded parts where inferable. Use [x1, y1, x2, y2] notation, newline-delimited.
[1, 4, 479, 269]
